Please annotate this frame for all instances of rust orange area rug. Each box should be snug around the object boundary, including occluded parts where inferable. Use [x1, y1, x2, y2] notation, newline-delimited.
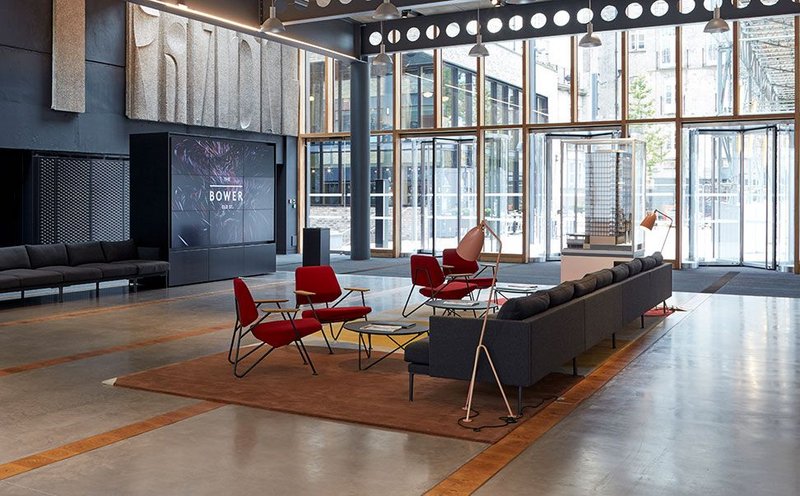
[115, 347, 579, 444]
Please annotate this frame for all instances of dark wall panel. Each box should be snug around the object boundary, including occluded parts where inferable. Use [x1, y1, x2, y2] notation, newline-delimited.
[0, 0, 52, 53]
[86, 0, 126, 66]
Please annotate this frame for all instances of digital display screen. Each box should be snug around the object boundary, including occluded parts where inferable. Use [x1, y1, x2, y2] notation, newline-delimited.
[171, 137, 274, 249]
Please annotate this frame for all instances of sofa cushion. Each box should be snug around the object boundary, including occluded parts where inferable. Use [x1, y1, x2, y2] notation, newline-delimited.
[497, 291, 550, 320]
[404, 338, 430, 365]
[653, 252, 664, 265]
[1, 269, 63, 288]
[0, 246, 31, 270]
[101, 240, 138, 262]
[0, 275, 21, 290]
[610, 264, 629, 282]
[26, 244, 68, 268]
[39, 265, 103, 283]
[573, 275, 597, 297]
[626, 258, 643, 275]
[81, 263, 138, 278]
[117, 260, 169, 275]
[593, 269, 614, 288]
[547, 282, 575, 308]
[639, 256, 657, 271]
[66, 242, 106, 266]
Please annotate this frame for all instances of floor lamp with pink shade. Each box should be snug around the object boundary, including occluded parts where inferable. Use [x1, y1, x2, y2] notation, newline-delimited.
[456, 220, 517, 423]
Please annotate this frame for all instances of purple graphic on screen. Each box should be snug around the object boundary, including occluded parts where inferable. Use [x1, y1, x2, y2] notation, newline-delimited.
[171, 136, 274, 247]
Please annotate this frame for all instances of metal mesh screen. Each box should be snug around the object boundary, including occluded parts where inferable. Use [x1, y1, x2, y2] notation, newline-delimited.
[34, 154, 130, 244]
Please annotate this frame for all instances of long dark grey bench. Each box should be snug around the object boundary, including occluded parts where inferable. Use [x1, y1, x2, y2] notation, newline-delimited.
[0, 240, 169, 301]
[404, 252, 673, 414]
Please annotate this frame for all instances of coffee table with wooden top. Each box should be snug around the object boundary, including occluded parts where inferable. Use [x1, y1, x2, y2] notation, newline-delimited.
[342, 321, 428, 371]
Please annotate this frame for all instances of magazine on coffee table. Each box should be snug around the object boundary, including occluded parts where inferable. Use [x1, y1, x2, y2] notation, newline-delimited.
[442, 300, 482, 308]
[496, 283, 538, 291]
[359, 321, 418, 332]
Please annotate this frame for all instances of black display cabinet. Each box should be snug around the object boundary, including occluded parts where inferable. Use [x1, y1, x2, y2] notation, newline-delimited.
[130, 133, 277, 286]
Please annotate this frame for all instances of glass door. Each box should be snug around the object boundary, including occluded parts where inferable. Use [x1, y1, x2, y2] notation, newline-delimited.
[741, 128, 774, 268]
[529, 129, 620, 261]
[400, 136, 477, 255]
[683, 124, 791, 269]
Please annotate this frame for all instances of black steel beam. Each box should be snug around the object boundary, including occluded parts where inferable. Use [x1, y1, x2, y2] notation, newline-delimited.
[278, 0, 470, 25]
[360, 0, 800, 54]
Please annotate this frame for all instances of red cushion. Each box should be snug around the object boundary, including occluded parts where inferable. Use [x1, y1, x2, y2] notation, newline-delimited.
[464, 277, 494, 289]
[420, 281, 473, 300]
[252, 317, 322, 348]
[442, 248, 480, 275]
[301, 306, 372, 323]
[295, 266, 342, 305]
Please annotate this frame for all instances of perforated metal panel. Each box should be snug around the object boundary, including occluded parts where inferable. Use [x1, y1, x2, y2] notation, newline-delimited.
[34, 154, 130, 244]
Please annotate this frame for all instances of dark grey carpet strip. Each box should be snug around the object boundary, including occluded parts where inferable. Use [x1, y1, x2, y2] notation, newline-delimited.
[701, 271, 740, 294]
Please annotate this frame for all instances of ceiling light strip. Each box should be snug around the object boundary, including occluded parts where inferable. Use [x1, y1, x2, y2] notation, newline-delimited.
[129, 0, 361, 62]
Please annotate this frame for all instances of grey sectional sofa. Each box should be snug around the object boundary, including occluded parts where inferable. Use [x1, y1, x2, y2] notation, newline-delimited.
[0, 240, 169, 301]
[404, 253, 672, 413]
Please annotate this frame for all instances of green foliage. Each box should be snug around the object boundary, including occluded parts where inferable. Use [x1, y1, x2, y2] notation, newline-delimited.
[629, 75, 668, 173]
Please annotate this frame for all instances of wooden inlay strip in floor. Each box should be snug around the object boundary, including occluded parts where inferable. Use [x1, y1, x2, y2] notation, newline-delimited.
[0, 401, 223, 481]
[425, 307, 698, 496]
[0, 324, 230, 377]
[0, 280, 289, 329]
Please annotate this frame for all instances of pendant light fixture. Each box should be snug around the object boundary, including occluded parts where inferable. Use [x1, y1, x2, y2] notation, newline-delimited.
[703, 6, 730, 34]
[468, 6, 489, 58]
[578, 0, 602, 48]
[260, 0, 286, 34]
[372, 22, 393, 77]
[373, 0, 401, 21]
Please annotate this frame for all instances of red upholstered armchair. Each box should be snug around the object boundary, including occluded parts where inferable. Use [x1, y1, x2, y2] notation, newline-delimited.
[441, 248, 494, 298]
[402, 254, 475, 317]
[231, 278, 322, 377]
[294, 265, 372, 352]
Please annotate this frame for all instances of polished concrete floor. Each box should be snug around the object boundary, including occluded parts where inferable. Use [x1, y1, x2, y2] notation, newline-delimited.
[0, 268, 798, 495]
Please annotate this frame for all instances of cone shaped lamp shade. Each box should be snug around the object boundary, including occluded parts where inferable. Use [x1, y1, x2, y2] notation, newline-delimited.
[704, 7, 730, 34]
[261, 6, 285, 33]
[373, 0, 401, 20]
[456, 223, 485, 262]
[578, 23, 602, 48]
[640, 212, 658, 230]
[468, 34, 490, 58]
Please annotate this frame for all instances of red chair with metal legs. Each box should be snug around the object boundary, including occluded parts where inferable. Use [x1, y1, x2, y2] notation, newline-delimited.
[231, 278, 322, 377]
[294, 265, 372, 352]
[402, 254, 475, 317]
[441, 248, 494, 298]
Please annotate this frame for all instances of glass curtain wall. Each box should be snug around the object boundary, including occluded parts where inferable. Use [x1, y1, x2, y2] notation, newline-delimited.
[484, 129, 523, 254]
[371, 135, 394, 249]
[441, 47, 477, 128]
[368, 56, 394, 132]
[485, 42, 524, 126]
[300, 17, 798, 268]
[307, 140, 352, 252]
[333, 60, 351, 132]
[578, 32, 622, 121]
[529, 36, 572, 123]
[400, 51, 434, 129]
[305, 53, 326, 134]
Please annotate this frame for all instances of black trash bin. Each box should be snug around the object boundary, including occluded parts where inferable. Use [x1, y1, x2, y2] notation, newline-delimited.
[302, 227, 330, 266]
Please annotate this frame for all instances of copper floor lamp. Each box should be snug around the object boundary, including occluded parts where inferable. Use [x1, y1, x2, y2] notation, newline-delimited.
[640, 209, 674, 253]
[456, 220, 517, 422]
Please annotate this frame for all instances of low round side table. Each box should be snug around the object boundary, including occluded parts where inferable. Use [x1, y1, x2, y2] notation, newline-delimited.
[342, 321, 428, 371]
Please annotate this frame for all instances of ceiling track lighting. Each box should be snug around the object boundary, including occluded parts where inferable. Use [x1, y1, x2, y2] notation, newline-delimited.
[373, 0, 401, 21]
[468, 7, 489, 58]
[176, 0, 188, 8]
[260, 0, 286, 33]
[578, 0, 601, 48]
[704, 6, 730, 34]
